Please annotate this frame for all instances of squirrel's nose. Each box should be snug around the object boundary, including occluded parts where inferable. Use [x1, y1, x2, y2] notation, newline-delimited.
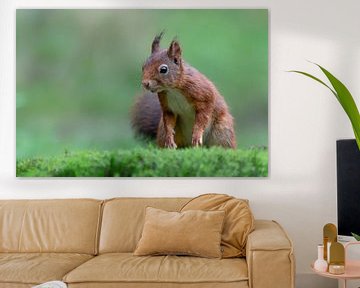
[142, 80, 150, 89]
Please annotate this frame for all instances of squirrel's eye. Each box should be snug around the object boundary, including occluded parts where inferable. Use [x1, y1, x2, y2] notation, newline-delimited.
[159, 64, 168, 75]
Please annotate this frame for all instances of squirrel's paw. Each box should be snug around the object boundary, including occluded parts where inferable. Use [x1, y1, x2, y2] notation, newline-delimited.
[192, 135, 203, 147]
[164, 138, 177, 149]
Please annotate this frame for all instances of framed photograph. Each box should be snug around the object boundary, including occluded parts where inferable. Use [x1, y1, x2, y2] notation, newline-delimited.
[16, 9, 268, 177]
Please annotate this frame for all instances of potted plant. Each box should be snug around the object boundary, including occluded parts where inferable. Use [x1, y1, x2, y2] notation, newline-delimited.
[291, 63, 360, 240]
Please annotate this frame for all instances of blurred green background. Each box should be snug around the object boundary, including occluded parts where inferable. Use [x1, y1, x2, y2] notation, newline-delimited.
[16, 9, 268, 159]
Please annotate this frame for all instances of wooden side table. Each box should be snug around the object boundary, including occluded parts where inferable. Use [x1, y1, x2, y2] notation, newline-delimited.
[311, 242, 360, 288]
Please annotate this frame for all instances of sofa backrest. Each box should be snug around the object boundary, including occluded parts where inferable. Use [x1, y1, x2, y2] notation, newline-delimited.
[0, 199, 102, 255]
[99, 197, 190, 253]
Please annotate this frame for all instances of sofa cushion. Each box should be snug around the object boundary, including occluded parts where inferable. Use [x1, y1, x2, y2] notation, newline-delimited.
[99, 198, 190, 253]
[63, 253, 248, 285]
[0, 199, 103, 254]
[181, 194, 254, 258]
[134, 207, 225, 258]
[0, 253, 93, 285]
[0, 284, 33, 288]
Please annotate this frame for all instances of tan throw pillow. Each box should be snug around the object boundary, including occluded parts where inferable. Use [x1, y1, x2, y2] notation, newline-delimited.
[181, 194, 254, 258]
[134, 207, 225, 258]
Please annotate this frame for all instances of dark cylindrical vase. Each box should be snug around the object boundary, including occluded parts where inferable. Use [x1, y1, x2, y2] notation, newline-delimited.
[337, 139, 360, 237]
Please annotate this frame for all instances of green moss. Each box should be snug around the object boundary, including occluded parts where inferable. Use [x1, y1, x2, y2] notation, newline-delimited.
[16, 147, 268, 177]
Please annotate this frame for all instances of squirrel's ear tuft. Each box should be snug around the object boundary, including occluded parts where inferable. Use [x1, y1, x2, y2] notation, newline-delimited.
[151, 31, 164, 54]
[167, 40, 182, 64]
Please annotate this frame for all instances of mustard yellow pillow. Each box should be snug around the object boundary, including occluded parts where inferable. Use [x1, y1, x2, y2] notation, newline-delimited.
[181, 194, 254, 258]
[134, 207, 225, 258]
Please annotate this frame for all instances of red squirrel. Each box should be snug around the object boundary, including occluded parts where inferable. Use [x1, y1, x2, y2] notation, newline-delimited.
[131, 33, 236, 149]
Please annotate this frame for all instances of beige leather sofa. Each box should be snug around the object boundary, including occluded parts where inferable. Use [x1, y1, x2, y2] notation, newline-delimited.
[0, 198, 295, 288]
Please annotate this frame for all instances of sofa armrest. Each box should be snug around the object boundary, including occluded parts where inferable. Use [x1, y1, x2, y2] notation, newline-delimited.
[246, 220, 295, 288]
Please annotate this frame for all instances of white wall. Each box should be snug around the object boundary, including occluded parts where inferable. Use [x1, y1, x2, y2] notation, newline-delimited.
[1, 0, 359, 287]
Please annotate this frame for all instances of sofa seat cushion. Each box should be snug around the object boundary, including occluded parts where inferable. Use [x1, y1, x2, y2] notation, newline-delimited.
[0, 253, 93, 285]
[64, 253, 248, 286]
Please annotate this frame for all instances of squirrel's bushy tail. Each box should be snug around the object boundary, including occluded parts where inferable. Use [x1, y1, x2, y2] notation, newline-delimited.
[131, 91, 162, 140]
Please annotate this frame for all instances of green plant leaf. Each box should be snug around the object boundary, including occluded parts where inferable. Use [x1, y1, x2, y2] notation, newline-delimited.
[351, 232, 360, 241]
[289, 64, 360, 150]
[315, 64, 360, 150]
[289, 70, 337, 98]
